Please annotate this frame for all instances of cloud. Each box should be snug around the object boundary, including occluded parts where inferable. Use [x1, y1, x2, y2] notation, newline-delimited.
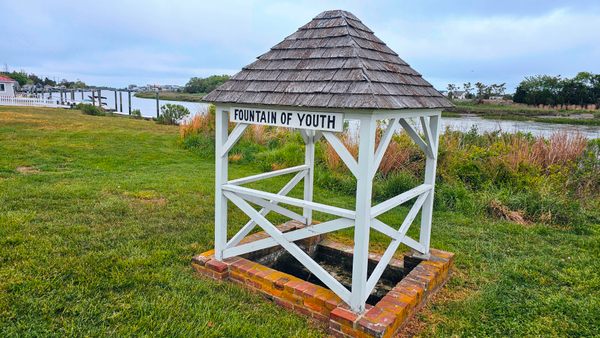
[380, 8, 600, 61]
[2, 1, 600, 90]
[374, 7, 600, 89]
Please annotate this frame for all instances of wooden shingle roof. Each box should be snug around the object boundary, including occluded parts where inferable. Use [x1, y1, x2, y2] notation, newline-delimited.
[203, 10, 452, 110]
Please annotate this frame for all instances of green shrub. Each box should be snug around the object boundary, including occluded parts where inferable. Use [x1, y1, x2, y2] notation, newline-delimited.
[435, 182, 480, 214]
[495, 189, 588, 231]
[157, 104, 190, 125]
[77, 103, 105, 116]
[373, 171, 420, 202]
[314, 170, 356, 196]
[182, 134, 214, 156]
[131, 109, 142, 118]
[254, 142, 304, 171]
[230, 139, 266, 163]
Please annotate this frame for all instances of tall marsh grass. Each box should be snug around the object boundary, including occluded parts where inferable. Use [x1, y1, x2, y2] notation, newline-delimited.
[180, 107, 599, 228]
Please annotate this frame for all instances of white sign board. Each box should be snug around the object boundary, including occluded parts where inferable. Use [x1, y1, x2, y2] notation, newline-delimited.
[230, 107, 344, 132]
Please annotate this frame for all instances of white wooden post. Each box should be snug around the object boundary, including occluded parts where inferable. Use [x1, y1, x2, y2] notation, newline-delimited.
[215, 106, 229, 261]
[303, 130, 315, 224]
[350, 115, 377, 313]
[419, 112, 441, 254]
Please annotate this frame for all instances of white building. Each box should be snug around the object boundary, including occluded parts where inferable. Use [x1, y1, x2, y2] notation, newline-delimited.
[0, 75, 17, 97]
[453, 90, 468, 100]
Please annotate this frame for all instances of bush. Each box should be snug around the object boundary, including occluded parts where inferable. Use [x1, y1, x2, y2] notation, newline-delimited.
[373, 171, 420, 202]
[77, 103, 105, 116]
[179, 105, 215, 139]
[157, 104, 190, 125]
[254, 142, 305, 171]
[435, 182, 480, 214]
[131, 109, 142, 119]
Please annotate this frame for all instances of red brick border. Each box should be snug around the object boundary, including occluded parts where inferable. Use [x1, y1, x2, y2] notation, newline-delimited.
[192, 222, 454, 337]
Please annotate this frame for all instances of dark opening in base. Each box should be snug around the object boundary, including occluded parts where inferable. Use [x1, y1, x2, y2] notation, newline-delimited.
[243, 239, 406, 305]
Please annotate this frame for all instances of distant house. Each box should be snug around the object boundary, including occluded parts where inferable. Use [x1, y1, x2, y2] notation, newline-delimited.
[452, 91, 468, 100]
[0, 75, 17, 97]
[489, 95, 504, 101]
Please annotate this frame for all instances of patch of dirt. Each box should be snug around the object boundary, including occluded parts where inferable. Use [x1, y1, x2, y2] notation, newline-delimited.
[397, 269, 476, 337]
[16, 166, 40, 174]
[122, 190, 167, 206]
[488, 199, 529, 225]
[137, 197, 167, 206]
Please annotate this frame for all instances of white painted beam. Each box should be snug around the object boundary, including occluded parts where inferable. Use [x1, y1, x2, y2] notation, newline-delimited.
[220, 123, 248, 157]
[371, 118, 399, 179]
[222, 217, 354, 258]
[370, 184, 432, 218]
[420, 116, 436, 157]
[398, 118, 430, 156]
[222, 184, 356, 219]
[419, 112, 441, 254]
[350, 115, 377, 313]
[227, 165, 309, 186]
[214, 107, 229, 261]
[303, 130, 315, 224]
[365, 192, 429, 300]
[225, 171, 305, 249]
[235, 192, 306, 223]
[224, 191, 352, 303]
[322, 131, 359, 178]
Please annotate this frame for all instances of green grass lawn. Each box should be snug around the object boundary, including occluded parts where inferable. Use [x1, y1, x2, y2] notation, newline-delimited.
[1, 107, 598, 337]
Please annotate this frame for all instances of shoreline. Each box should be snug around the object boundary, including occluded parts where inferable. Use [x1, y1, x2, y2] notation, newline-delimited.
[446, 102, 600, 126]
[134, 91, 205, 102]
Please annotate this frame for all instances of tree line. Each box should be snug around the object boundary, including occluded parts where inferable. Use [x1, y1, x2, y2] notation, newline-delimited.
[184, 75, 230, 94]
[1, 70, 87, 89]
[513, 72, 600, 107]
[446, 82, 507, 100]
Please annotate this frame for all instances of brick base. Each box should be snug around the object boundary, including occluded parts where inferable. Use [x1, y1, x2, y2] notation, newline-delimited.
[192, 222, 454, 338]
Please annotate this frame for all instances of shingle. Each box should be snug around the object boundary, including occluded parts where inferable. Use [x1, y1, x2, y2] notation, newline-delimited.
[203, 10, 452, 109]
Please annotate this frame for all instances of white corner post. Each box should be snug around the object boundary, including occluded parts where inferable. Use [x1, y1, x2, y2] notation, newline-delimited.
[303, 130, 315, 225]
[214, 106, 229, 261]
[419, 112, 441, 255]
[350, 114, 377, 313]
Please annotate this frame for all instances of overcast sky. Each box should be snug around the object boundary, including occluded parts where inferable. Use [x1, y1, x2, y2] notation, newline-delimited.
[2, 0, 599, 91]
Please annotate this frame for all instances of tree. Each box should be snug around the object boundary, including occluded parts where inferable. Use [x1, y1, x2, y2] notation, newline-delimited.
[157, 104, 190, 125]
[6, 71, 28, 86]
[446, 84, 457, 99]
[43, 77, 56, 86]
[475, 82, 487, 100]
[463, 82, 473, 98]
[184, 75, 230, 94]
[513, 73, 599, 107]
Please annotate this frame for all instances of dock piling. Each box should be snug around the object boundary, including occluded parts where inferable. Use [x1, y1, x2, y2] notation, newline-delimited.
[156, 91, 160, 118]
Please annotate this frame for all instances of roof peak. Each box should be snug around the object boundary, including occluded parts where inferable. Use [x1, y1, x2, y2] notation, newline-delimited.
[203, 10, 452, 110]
[314, 10, 359, 20]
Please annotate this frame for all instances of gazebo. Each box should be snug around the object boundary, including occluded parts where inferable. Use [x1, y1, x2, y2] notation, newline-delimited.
[202, 9, 452, 314]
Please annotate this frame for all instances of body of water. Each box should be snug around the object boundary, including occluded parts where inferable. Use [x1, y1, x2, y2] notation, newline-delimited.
[441, 114, 599, 139]
[43, 90, 209, 118]
[43, 90, 599, 139]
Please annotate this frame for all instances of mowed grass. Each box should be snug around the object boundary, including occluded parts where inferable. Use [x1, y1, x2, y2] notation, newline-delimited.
[1, 106, 599, 337]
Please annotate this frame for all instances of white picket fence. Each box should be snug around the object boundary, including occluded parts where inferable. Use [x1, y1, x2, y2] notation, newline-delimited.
[0, 96, 73, 108]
